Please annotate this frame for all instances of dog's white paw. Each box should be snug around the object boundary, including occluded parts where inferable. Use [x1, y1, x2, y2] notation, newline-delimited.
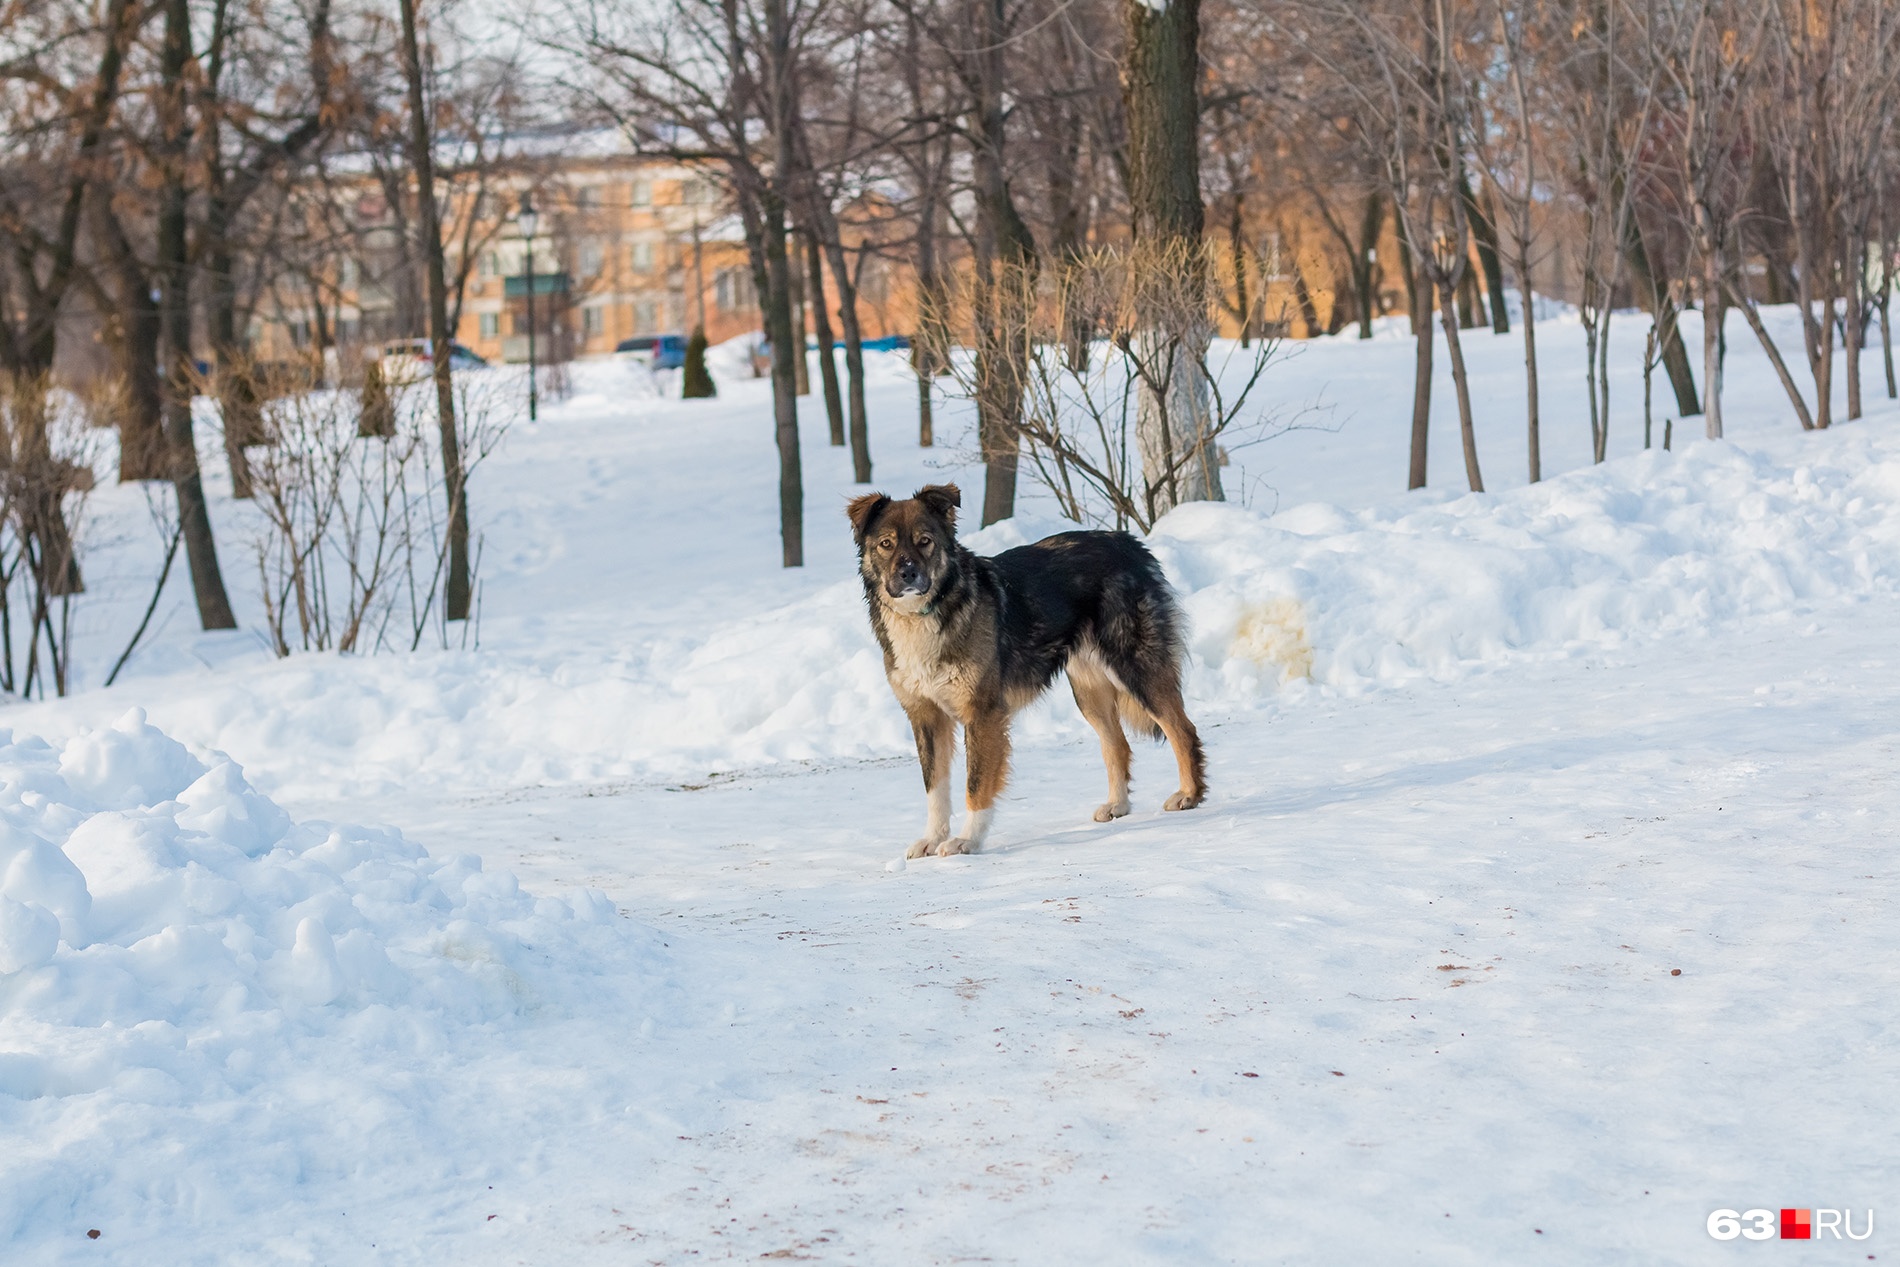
[906, 836, 945, 859]
[1163, 790, 1203, 812]
[1092, 800, 1131, 823]
[930, 836, 975, 857]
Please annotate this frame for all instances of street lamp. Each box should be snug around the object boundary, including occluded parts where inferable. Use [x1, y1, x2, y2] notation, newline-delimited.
[517, 193, 540, 422]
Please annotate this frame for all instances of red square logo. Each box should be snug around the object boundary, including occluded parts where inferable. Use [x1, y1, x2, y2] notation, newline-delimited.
[1781, 1209, 1812, 1240]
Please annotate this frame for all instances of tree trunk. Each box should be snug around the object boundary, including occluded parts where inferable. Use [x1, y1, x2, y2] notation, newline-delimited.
[1437, 275, 1483, 493]
[1409, 263, 1433, 491]
[1521, 265, 1540, 483]
[903, 7, 945, 447]
[1880, 289, 1896, 399]
[789, 249, 810, 396]
[158, 0, 237, 630]
[1699, 236, 1724, 439]
[1289, 256, 1323, 340]
[1844, 239, 1863, 421]
[765, 202, 803, 564]
[1355, 192, 1384, 340]
[1593, 304, 1611, 464]
[1619, 211, 1700, 416]
[912, 204, 946, 446]
[971, 0, 1034, 527]
[1122, 0, 1222, 512]
[805, 234, 845, 446]
[1045, 99, 1092, 371]
[764, 0, 803, 564]
[1229, 194, 1251, 346]
[398, 0, 470, 618]
[1727, 280, 1816, 431]
[821, 235, 873, 483]
[206, 246, 262, 499]
[92, 203, 168, 481]
[1464, 177, 1510, 333]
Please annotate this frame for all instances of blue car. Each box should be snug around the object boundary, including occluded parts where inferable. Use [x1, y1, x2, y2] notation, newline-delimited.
[614, 334, 688, 370]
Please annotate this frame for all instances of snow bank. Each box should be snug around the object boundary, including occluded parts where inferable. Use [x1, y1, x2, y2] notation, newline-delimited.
[1158, 433, 1900, 698]
[21, 426, 1900, 797]
[0, 707, 637, 1105]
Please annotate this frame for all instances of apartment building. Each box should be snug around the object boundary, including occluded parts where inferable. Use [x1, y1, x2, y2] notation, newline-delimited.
[452, 153, 761, 363]
[259, 135, 776, 365]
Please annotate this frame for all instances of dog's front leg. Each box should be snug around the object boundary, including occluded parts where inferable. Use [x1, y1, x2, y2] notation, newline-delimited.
[904, 702, 956, 859]
[936, 706, 1010, 856]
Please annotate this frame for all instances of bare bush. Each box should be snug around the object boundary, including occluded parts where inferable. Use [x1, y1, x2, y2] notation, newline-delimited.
[951, 241, 1287, 533]
[249, 375, 508, 657]
[0, 374, 103, 697]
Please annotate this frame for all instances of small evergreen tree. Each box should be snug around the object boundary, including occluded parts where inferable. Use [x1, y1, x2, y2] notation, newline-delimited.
[358, 360, 395, 437]
[682, 325, 716, 398]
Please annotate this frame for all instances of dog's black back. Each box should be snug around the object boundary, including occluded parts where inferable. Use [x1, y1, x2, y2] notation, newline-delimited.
[969, 532, 1187, 724]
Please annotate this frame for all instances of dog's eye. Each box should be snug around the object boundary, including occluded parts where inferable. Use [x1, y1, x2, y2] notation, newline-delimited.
[877, 538, 894, 551]
[915, 537, 932, 551]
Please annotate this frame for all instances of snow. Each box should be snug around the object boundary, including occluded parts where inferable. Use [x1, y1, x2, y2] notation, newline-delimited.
[1, 307, 1896, 1260]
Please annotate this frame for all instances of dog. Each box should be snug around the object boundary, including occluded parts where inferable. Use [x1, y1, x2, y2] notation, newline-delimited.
[847, 483, 1206, 858]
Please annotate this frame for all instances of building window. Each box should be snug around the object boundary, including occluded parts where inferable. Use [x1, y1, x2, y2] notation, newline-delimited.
[480, 312, 499, 338]
[715, 267, 753, 312]
[630, 180, 652, 207]
[580, 241, 604, 277]
[576, 185, 597, 209]
[859, 257, 888, 303]
[583, 306, 604, 336]
[480, 251, 500, 277]
[630, 241, 654, 271]
[635, 299, 657, 333]
[683, 178, 716, 206]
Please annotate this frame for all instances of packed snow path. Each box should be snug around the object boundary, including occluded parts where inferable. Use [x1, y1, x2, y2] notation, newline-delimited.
[366, 604, 1896, 1265]
[1, 312, 1895, 1262]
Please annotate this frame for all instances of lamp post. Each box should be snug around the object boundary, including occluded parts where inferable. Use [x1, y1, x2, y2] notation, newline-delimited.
[517, 194, 539, 422]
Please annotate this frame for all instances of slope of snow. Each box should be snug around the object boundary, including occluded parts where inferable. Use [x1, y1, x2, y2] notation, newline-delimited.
[0, 308, 1895, 1262]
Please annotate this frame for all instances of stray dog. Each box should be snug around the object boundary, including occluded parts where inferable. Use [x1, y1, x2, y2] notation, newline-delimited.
[848, 483, 1206, 858]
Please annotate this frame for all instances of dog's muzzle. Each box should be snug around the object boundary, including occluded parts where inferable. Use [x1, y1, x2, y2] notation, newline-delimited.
[887, 562, 929, 598]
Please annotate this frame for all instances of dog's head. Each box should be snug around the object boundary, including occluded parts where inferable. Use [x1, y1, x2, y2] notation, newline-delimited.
[847, 483, 961, 615]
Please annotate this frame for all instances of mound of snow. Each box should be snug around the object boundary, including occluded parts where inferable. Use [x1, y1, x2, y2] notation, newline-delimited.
[0, 708, 642, 1103]
[1158, 436, 1900, 699]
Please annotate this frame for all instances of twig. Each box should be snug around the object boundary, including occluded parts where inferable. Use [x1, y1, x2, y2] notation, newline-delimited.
[104, 522, 183, 688]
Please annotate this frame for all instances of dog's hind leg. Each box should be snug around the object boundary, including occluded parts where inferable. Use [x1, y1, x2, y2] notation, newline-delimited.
[1146, 674, 1207, 812]
[935, 705, 1010, 856]
[1070, 664, 1132, 822]
[904, 701, 956, 859]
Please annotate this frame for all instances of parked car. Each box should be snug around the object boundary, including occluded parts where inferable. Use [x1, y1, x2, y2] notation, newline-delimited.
[378, 338, 488, 385]
[614, 334, 688, 370]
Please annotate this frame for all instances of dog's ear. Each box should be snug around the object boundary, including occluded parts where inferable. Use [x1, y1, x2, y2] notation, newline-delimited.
[913, 483, 961, 532]
[845, 492, 891, 543]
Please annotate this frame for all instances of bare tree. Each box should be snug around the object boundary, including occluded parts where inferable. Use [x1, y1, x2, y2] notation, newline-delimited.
[1487, 0, 1541, 480]
[561, 0, 817, 564]
[1653, 0, 1770, 439]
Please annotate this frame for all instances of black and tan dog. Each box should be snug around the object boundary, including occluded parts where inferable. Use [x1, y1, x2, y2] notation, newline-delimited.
[848, 483, 1206, 858]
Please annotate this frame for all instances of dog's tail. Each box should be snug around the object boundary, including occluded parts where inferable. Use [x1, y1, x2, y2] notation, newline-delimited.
[1094, 539, 1192, 745]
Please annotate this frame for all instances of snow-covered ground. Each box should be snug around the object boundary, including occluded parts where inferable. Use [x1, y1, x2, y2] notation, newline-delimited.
[1, 309, 1896, 1263]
